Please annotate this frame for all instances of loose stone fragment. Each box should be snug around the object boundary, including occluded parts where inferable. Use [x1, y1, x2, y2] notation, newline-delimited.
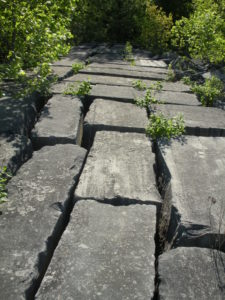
[31, 95, 83, 148]
[158, 247, 225, 300]
[0, 145, 86, 299]
[37, 200, 157, 300]
[76, 131, 161, 203]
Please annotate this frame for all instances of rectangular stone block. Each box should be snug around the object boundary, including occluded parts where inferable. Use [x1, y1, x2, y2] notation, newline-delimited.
[152, 104, 225, 136]
[0, 145, 86, 299]
[158, 247, 225, 300]
[80, 66, 167, 80]
[31, 95, 83, 148]
[85, 98, 148, 133]
[37, 200, 157, 300]
[0, 134, 32, 174]
[154, 90, 199, 106]
[156, 136, 225, 250]
[75, 131, 161, 203]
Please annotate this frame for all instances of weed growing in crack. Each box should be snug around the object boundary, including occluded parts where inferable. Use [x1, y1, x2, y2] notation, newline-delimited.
[166, 63, 176, 82]
[64, 80, 92, 96]
[134, 81, 164, 108]
[72, 62, 85, 74]
[146, 113, 185, 140]
[123, 41, 135, 65]
[191, 76, 224, 107]
[132, 79, 147, 91]
[0, 166, 11, 204]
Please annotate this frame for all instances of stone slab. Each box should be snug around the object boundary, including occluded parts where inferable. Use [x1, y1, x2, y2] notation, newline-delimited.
[31, 95, 83, 149]
[0, 96, 37, 135]
[37, 200, 157, 300]
[80, 66, 167, 80]
[158, 247, 225, 300]
[65, 74, 190, 92]
[0, 145, 86, 299]
[75, 131, 161, 203]
[155, 91, 199, 106]
[85, 98, 148, 133]
[153, 104, 225, 136]
[156, 136, 225, 250]
[89, 63, 168, 74]
[0, 134, 32, 174]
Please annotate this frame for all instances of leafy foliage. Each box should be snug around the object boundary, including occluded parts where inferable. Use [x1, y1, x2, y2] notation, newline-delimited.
[135, 81, 163, 108]
[0, 166, 11, 204]
[166, 64, 176, 82]
[64, 80, 92, 96]
[171, 0, 225, 63]
[191, 76, 224, 106]
[72, 62, 85, 74]
[146, 113, 185, 140]
[123, 42, 135, 64]
[132, 79, 147, 91]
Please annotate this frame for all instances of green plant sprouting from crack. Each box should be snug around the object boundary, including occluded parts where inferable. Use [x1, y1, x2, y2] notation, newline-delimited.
[132, 79, 147, 91]
[0, 166, 11, 204]
[166, 63, 176, 82]
[72, 62, 85, 74]
[64, 80, 92, 96]
[146, 112, 185, 140]
[134, 81, 163, 108]
[124, 41, 135, 65]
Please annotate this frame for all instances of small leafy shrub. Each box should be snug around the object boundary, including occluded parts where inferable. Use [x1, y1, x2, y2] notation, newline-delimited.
[132, 80, 147, 91]
[135, 81, 163, 108]
[166, 64, 176, 82]
[181, 76, 192, 85]
[191, 76, 224, 106]
[124, 42, 135, 65]
[146, 113, 185, 140]
[0, 166, 11, 204]
[72, 62, 85, 74]
[64, 80, 91, 96]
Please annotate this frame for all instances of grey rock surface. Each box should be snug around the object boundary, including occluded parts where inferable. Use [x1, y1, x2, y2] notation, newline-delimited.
[0, 134, 32, 174]
[155, 90, 199, 106]
[75, 131, 161, 203]
[158, 247, 225, 300]
[0, 145, 86, 299]
[85, 98, 148, 133]
[80, 65, 167, 80]
[31, 95, 83, 148]
[37, 200, 157, 300]
[156, 137, 225, 250]
[153, 104, 225, 136]
[0, 96, 37, 135]
[65, 73, 190, 92]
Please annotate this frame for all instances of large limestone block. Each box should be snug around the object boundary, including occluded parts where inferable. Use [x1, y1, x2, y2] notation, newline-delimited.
[85, 98, 148, 133]
[153, 104, 225, 136]
[156, 136, 225, 250]
[80, 66, 167, 80]
[0, 145, 86, 299]
[31, 95, 83, 148]
[158, 247, 225, 300]
[37, 200, 157, 300]
[75, 131, 161, 203]
[0, 134, 32, 174]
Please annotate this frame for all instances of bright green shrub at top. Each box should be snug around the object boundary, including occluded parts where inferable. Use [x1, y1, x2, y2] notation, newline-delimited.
[171, 0, 225, 63]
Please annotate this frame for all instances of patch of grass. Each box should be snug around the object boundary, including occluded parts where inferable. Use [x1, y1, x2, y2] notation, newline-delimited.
[64, 80, 92, 96]
[0, 166, 11, 204]
[134, 81, 164, 108]
[146, 112, 185, 140]
[191, 76, 224, 107]
[72, 62, 85, 74]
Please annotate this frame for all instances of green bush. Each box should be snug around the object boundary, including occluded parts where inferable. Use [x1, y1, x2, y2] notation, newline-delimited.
[135, 81, 163, 108]
[191, 76, 224, 106]
[146, 113, 185, 140]
[171, 0, 225, 63]
[64, 80, 92, 96]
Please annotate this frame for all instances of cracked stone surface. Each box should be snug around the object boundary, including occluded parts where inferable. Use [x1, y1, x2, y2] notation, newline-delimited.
[0, 145, 86, 300]
[31, 95, 83, 148]
[157, 136, 225, 250]
[158, 247, 225, 300]
[75, 131, 161, 203]
[36, 200, 157, 300]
